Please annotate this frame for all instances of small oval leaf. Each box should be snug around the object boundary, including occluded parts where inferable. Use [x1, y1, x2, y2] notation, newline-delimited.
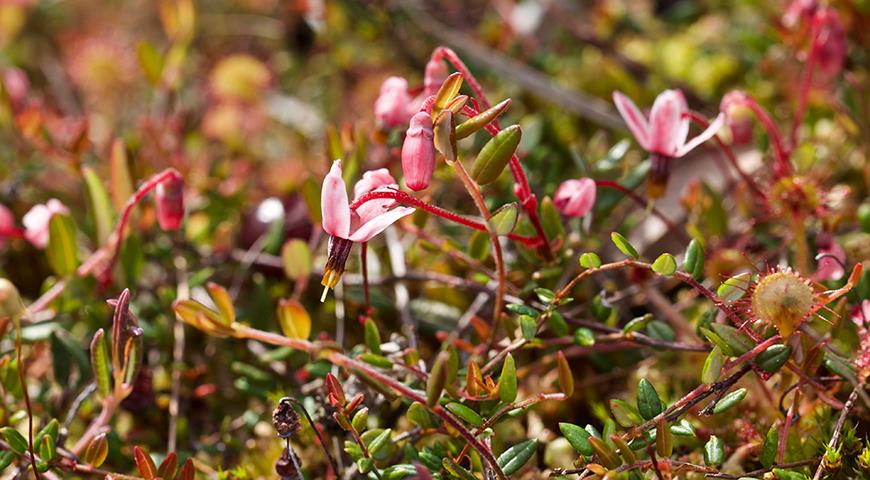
[470, 125, 522, 185]
[610, 232, 639, 259]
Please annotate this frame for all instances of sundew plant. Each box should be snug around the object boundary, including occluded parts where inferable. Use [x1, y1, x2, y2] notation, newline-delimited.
[0, 1, 869, 479]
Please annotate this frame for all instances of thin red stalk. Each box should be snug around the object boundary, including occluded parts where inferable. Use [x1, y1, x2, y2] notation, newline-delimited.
[350, 190, 541, 247]
[103, 168, 183, 279]
[779, 390, 800, 464]
[437, 49, 552, 259]
[685, 112, 767, 200]
[741, 96, 792, 177]
[14, 314, 41, 480]
[593, 179, 689, 245]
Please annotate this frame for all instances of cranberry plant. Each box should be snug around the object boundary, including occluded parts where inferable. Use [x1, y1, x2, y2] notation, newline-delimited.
[0, 1, 868, 479]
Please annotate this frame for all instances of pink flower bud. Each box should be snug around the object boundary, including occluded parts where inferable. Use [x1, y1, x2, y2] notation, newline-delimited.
[720, 91, 753, 146]
[374, 76, 412, 129]
[156, 174, 185, 231]
[812, 8, 846, 79]
[554, 178, 596, 218]
[815, 234, 846, 281]
[423, 58, 448, 97]
[782, 0, 817, 28]
[23, 199, 69, 249]
[401, 112, 436, 192]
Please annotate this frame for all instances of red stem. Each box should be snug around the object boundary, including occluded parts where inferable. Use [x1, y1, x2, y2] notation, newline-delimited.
[739, 95, 792, 178]
[436, 47, 553, 259]
[361, 242, 371, 316]
[102, 168, 183, 280]
[350, 190, 542, 248]
[593, 179, 689, 245]
[792, 23, 820, 151]
[685, 112, 767, 200]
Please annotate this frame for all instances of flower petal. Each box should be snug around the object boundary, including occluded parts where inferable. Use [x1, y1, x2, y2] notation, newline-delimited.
[675, 113, 724, 157]
[648, 90, 684, 156]
[613, 91, 650, 150]
[349, 206, 415, 243]
[321, 160, 351, 239]
[355, 185, 399, 224]
[353, 168, 396, 200]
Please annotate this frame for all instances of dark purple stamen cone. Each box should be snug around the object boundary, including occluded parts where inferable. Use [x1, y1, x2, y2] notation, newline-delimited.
[273, 397, 301, 438]
[647, 153, 672, 199]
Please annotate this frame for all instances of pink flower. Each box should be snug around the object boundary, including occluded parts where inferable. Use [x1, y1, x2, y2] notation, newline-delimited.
[423, 58, 448, 97]
[320, 160, 415, 298]
[812, 8, 846, 79]
[852, 300, 870, 329]
[0, 204, 15, 248]
[156, 174, 185, 231]
[613, 89, 724, 198]
[554, 178, 596, 217]
[23, 199, 69, 249]
[401, 111, 436, 192]
[374, 76, 413, 130]
[815, 235, 846, 281]
[613, 89, 724, 159]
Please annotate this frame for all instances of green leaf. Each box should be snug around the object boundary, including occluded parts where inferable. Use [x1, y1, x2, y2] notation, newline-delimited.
[824, 352, 858, 383]
[490, 203, 518, 236]
[611, 232, 639, 259]
[90, 329, 112, 399]
[505, 304, 538, 317]
[772, 469, 809, 480]
[83, 167, 114, 245]
[277, 299, 311, 340]
[46, 213, 79, 276]
[574, 328, 595, 346]
[709, 323, 754, 356]
[455, 98, 512, 139]
[499, 354, 518, 403]
[624, 314, 654, 334]
[351, 408, 368, 432]
[0, 451, 14, 472]
[702, 346, 724, 384]
[636, 379, 663, 420]
[367, 429, 392, 456]
[588, 436, 621, 469]
[442, 457, 477, 480]
[646, 321, 675, 342]
[757, 345, 791, 373]
[533, 288, 556, 303]
[445, 403, 483, 427]
[359, 353, 393, 369]
[363, 318, 382, 355]
[35, 419, 59, 446]
[651, 253, 677, 275]
[655, 417, 673, 458]
[520, 315, 537, 341]
[717, 273, 752, 303]
[671, 419, 696, 437]
[468, 230, 490, 261]
[548, 311, 569, 336]
[540, 196, 564, 241]
[281, 239, 312, 281]
[684, 239, 705, 280]
[1, 427, 27, 455]
[579, 252, 602, 268]
[470, 125, 522, 185]
[760, 425, 778, 468]
[704, 435, 725, 466]
[407, 402, 440, 429]
[559, 423, 594, 456]
[610, 399, 643, 427]
[496, 439, 537, 475]
[427, 352, 449, 407]
[38, 433, 56, 461]
[713, 388, 747, 414]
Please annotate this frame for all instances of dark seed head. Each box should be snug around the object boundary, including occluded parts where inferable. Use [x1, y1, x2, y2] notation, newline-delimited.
[273, 397, 301, 438]
[275, 447, 301, 477]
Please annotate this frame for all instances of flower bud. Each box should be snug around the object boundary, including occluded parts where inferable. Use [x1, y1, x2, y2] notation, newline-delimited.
[0, 204, 14, 248]
[423, 58, 448, 97]
[22, 199, 69, 249]
[401, 111, 436, 191]
[374, 76, 412, 130]
[720, 91, 753, 146]
[812, 8, 846, 79]
[0, 278, 22, 320]
[554, 178, 596, 217]
[156, 173, 184, 231]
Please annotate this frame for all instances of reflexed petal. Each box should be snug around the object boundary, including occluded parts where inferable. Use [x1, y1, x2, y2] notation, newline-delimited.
[355, 185, 399, 224]
[554, 178, 597, 217]
[672, 90, 690, 148]
[613, 91, 650, 150]
[349, 206, 415, 242]
[353, 169, 396, 200]
[648, 90, 684, 156]
[675, 113, 724, 157]
[321, 160, 351, 238]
